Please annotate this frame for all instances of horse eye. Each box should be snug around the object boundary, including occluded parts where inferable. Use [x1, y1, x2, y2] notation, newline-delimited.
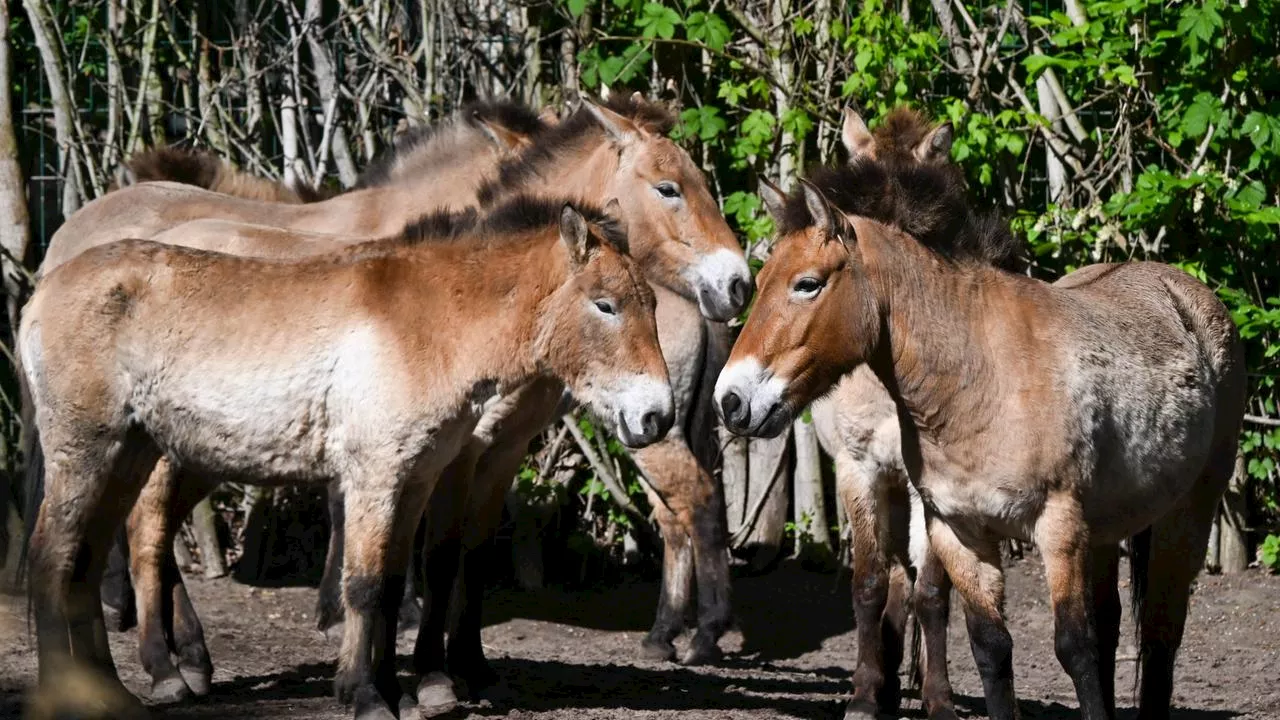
[594, 299, 617, 315]
[793, 277, 824, 295]
[655, 182, 682, 199]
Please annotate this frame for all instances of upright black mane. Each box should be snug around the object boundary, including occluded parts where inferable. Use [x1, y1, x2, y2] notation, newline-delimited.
[355, 99, 548, 189]
[777, 145, 1023, 272]
[476, 92, 676, 206]
[400, 194, 629, 254]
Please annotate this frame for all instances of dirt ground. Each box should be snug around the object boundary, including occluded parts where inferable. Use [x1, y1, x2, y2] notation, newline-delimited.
[2, 558, 1277, 719]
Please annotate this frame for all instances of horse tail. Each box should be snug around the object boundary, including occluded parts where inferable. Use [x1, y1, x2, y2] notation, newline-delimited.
[1128, 525, 1152, 698]
[17, 346, 42, 585]
[115, 146, 331, 204]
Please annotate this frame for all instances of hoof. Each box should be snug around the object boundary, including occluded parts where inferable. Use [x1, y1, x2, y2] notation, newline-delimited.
[352, 684, 398, 720]
[150, 674, 193, 704]
[925, 702, 960, 720]
[639, 637, 677, 662]
[179, 666, 213, 697]
[843, 699, 879, 720]
[414, 672, 459, 718]
[680, 640, 723, 666]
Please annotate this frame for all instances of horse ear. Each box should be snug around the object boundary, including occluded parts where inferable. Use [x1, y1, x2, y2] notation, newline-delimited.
[584, 98, 644, 148]
[758, 178, 787, 221]
[841, 108, 874, 162]
[914, 122, 954, 163]
[560, 204, 595, 267]
[799, 179, 852, 246]
[630, 91, 645, 106]
[603, 197, 628, 237]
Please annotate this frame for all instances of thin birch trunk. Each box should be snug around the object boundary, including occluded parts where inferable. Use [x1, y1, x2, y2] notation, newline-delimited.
[0, 0, 30, 335]
[304, 0, 359, 186]
[1218, 451, 1250, 573]
[125, 0, 162, 155]
[22, 0, 81, 217]
[189, 497, 227, 578]
[791, 414, 831, 558]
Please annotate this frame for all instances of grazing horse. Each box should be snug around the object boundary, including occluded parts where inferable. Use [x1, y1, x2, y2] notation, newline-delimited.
[717, 170, 1245, 720]
[20, 198, 675, 720]
[34, 94, 747, 708]
[792, 106, 1022, 720]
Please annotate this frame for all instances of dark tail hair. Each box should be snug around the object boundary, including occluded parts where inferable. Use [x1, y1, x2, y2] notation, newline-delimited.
[1128, 526, 1152, 701]
[17, 350, 42, 586]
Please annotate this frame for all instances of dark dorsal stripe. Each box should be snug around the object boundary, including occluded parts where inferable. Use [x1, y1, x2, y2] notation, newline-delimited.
[475, 92, 676, 207]
[399, 194, 628, 255]
[354, 100, 549, 190]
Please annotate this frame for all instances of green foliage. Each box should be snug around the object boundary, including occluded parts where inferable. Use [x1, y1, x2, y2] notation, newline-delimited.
[1261, 534, 1280, 571]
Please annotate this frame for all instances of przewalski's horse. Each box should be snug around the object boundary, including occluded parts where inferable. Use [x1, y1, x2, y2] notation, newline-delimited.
[717, 174, 1245, 720]
[112, 145, 333, 203]
[38, 100, 551, 273]
[393, 95, 745, 714]
[36, 94, 749, 708]
[792, 106, 1023, 720]
[20, 197, 675, 720]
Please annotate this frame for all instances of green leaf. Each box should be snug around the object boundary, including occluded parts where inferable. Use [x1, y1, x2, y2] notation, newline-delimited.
[1180, 92, 1219, 139]
[566, 0, 591, 18]
[686, 11, 731, 51]
[636, 2, 682, 39]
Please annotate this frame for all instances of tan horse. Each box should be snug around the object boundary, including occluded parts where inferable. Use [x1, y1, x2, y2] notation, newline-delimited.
[37, 95, 747, 708]
[20, 198, 674, 720]
[718, 170, 1245, 720]
[789, 106, 1021, 720]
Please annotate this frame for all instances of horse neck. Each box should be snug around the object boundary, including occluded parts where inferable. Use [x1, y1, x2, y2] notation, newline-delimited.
[390, 234, 569, 392]
[515, 135, 618, 204]
[859, 222, 1006, 446]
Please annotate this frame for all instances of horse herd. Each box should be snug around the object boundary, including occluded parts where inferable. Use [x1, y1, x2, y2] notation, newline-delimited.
[15, 92, 1243, 720]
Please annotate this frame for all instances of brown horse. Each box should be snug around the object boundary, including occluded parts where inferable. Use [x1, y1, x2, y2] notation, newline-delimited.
[719, 168, 1245, 720]
[793, 106, 1021, 720]
[20, 197, 674, 720]
[37, 94, 746, 708]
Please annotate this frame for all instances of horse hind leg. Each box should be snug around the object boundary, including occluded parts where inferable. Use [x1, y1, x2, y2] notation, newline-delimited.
[906, 484, 958, 720]
[1132, 438, 1235, 720]
[1090, 543, 1121, 719]
[100, 525, 137, 633]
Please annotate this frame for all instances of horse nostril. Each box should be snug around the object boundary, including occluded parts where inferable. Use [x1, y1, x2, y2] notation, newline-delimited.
[641, 411, 662, 439]
[729, 276, 750, 311]
[720, 390, 744, 426]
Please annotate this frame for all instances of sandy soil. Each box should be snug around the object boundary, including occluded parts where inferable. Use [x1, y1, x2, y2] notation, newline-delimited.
[2, 558, 1277, 719]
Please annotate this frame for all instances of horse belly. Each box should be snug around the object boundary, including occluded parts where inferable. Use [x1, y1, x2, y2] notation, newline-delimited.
[135, 362, 337, 482]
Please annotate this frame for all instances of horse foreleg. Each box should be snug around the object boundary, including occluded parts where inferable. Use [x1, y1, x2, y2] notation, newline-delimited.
[335, 479, 415, 720]
[100, 525, 137, 632]
[128, 458, 192, 703]
[1036, 494, 1109, 720]
[928, 516, 1019, 720]
[631, 436, 731, 665]
[316, 479, 347, 634]
[837, 453, 897, 720]
[908, 485, 957, 720]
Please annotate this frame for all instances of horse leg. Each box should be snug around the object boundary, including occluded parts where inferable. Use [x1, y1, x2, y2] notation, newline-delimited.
[928, 516, 1019, 720]
[1035, 494, 1108, 720]
[30, 428, 154, 712]
[127, 458, 193, 702]
[317, 479, 347, 634]
[100, 525, 137, 632]
[411, 453, 470, 717]
[334, 478, 412, 720]
[448, 441, 529, 694]
[836, 453, 895, 720]
[1090, 543, 1121, 719]
[632, 436, 731, 666]
[168, 474, 218, 697]
[1133, 441, 1233, 720]
[908, 485, 957, 720]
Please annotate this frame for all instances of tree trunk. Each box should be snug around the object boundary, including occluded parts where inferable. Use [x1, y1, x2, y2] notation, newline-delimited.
[190, 496, 227, 578]
[235, 485, 276, 583]
[1218, 451, 1250, 573]
[737, 431, 791, 572]
[304, 0, 359, 187]
[22, 0, 81, 217]
[791, 413, 831, 562]
[0, 0, 31, 336]
[720, 427, 749, 531]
